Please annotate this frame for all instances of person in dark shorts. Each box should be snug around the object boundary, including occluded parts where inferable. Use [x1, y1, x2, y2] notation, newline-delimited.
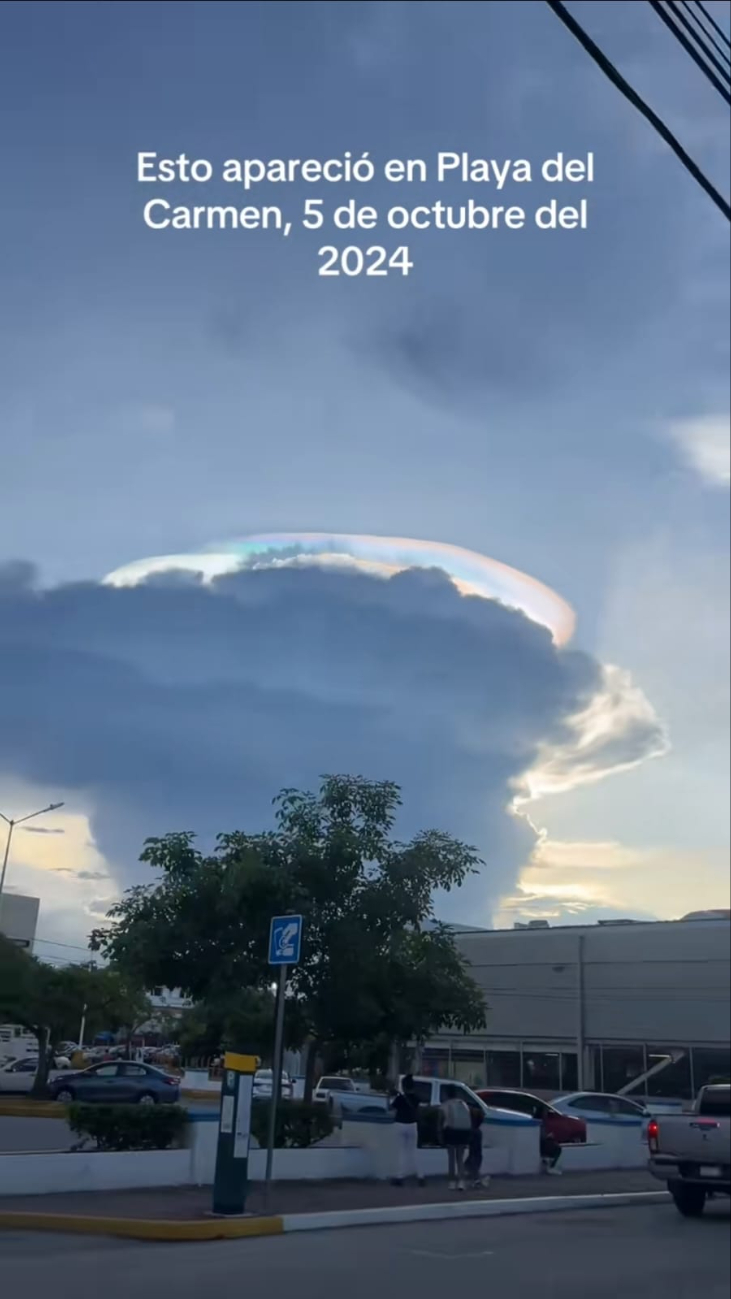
[464, 1104, 490, 1189]
[439, 1085, 472, 1190]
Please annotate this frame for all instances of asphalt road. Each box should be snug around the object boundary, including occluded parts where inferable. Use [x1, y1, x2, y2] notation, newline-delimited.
[0, 1203, 728, 1297]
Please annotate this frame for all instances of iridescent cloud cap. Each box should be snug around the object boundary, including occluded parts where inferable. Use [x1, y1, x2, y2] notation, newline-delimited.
[104, 532, 576, 646]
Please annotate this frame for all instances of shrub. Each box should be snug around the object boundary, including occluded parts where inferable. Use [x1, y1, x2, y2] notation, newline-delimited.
[67, 1103, 188, 1151]
[250, 1099, 334, 1149]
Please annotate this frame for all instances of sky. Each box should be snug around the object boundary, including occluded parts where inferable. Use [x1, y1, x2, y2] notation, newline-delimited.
[0, 0, 729, 966]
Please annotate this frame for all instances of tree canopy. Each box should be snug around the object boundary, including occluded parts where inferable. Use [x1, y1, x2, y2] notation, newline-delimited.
[91, 776, 487, 1087]
[0, 934, 149, 1094]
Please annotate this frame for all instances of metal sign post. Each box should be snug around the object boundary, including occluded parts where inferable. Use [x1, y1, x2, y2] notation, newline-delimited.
[211, 1051, 258, 1216]
[264, 915, 303, 1206]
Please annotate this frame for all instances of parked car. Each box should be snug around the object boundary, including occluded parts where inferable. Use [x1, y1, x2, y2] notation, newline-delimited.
[253, 1069, 293, 1100]
[648, 1084, 730, 1217]
[47, 1060, 180, 1105]
[0, 1056, 69, 1093]
[552, 1092, 649, 1124]
[323, 1075, 511, 1123]
[474, 1089, 587, 1144]
[313, 1076, 358, 1104]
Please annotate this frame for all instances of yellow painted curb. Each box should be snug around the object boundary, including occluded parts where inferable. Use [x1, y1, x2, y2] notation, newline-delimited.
[181, 1090, 220, 1103]
[0, 1211, 285, 1241]
[0, 1102, 67, 1119]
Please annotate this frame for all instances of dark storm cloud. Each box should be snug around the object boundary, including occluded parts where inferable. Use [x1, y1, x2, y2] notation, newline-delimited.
[0, 561, 664, 921]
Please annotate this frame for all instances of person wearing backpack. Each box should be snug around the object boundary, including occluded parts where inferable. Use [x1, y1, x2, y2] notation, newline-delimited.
[439, 1085, 472, 1190]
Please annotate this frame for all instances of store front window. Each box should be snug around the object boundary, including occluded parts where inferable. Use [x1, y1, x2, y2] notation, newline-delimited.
[646, 1046, 693, 1101]
[487, 1051, 521, 1087]
[692, 1047, 731, 1090]
[601, 1045, 646, 1096]
[421, 1048, 451, 1078]
[560, 1052, 578, 1091]
[452, 1050, 486, 1088]
[522, 1051, 560, 1091]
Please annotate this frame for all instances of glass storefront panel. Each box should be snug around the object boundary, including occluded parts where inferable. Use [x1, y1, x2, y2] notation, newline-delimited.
[560, 1052, 578, 1092]
[421, 1049, 450, 1079]
[692, 1047, 731, 1090]
[452, 1050, 486, 1088]
[522, 1051, 560, 1091]
[601, 1045, 646, 1096]
[487, 1050, 521, 1087]
[588, 1045, 603, 1091]
[645, 1046, 693, 1101]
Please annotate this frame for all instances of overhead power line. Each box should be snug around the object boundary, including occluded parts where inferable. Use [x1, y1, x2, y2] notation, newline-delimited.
[680, 0, 731, 65]
[544, 0, 731, 221]
[695, 0, 731, 50]
[649, 1, 731, 104]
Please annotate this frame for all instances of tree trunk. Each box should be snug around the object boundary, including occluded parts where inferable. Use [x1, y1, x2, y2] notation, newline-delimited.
[387, 1040, 401, 1088]
[30, 1027, 51, 1097]
[303, 1036, 320, 1104]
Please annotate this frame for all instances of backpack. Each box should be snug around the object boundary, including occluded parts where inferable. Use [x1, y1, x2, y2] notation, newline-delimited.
[443, 1097, 472, 1130]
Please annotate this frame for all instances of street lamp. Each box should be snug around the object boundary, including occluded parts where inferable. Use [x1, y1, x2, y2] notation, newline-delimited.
[0, 803, 65, 902]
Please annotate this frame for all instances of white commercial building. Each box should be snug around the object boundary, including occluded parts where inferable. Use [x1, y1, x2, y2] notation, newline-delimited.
[0, 891, 39, 952]
[422, 913, 730, 1102]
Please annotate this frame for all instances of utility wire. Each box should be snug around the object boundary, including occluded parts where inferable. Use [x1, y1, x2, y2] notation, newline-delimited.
[544, 0, 731, 220]
[680, 0, 731, 65]
[696, 0, 731, 49]
[650, 0, 731, 102]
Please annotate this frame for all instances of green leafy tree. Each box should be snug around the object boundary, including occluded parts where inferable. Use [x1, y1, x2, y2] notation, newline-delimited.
[91, 776, 488, 1098]
[0, 935, 149, 1094]
[179, 988, 308, 1062]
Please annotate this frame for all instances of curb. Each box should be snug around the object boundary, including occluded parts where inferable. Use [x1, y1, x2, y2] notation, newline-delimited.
[0, 1103, 67, 1119]
[0, 1191, 669, 1242]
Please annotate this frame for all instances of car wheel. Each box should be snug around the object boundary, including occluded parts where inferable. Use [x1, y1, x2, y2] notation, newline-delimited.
[56, 1088, 75, 1103]
[137, 1092, 157, 1106]
[670, 1181, 707, 1218]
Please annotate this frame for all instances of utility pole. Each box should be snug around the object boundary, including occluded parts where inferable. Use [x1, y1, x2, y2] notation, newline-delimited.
[0, 803, 65, 924]
[576, 934, 586, 1089]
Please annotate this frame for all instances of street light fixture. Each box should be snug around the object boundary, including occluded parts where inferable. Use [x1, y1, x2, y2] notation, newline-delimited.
[0, 803, 65, 902]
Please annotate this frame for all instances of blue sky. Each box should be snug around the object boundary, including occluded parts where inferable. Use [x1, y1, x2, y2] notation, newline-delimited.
[0, 1, 728, 958]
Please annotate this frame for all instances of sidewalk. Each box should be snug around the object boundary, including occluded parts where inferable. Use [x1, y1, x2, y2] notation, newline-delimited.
[1, 1168, 658, 1221]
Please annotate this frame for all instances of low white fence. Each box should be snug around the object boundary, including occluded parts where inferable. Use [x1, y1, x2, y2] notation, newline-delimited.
[0, 1108, 650, 1198]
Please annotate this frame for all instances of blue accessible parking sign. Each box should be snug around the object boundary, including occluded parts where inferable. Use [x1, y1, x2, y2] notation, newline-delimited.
[268, 914, 303, 965]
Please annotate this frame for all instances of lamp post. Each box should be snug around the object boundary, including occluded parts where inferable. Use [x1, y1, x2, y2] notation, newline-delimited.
[0, 803, 65, 905]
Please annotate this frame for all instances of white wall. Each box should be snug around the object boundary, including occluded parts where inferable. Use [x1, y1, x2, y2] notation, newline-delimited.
[0, 1148, 191, 1196]
[0, 1114, 650, 1197]
[454, 918, 730, 1047]
[0, 893, 39, 950]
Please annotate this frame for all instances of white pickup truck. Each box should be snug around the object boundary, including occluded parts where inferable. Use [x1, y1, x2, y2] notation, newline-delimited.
[321, 1075, 489, 1121]
[648, 1084, 730, 1217]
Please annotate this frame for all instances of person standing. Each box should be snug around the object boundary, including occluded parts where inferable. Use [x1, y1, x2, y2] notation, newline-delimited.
[464, 1104, 490, 1189]
[540, 1131, 563, 1176]
[439, 1085, 472, 1190]
[390, 1074, 426, 1187]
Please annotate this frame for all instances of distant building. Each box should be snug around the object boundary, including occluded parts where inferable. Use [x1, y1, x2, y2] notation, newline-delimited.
[0, 892, 39, 952]
[148, 987, 193, 1013]
[421, 913, 731, 1101]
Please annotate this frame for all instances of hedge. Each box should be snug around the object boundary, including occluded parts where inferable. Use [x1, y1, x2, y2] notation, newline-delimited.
[68, 1103, 188, 1151]
[250, 1099, 334, 1148]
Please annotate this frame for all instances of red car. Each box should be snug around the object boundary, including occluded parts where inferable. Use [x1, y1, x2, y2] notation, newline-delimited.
[475, 1088, 587, 1144]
